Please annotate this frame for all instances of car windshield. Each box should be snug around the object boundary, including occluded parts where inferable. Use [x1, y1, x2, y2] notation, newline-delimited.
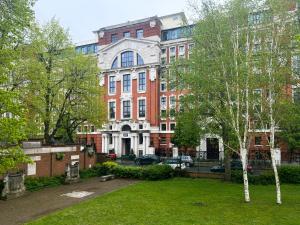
[165, 159, 179, 164]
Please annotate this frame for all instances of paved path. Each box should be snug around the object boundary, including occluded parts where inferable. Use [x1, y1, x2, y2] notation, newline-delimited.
[0, 178, 138, 225]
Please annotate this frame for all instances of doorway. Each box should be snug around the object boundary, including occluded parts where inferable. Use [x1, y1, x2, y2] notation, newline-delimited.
[206, 138, 219, 160]
[122, 138, 131, 155]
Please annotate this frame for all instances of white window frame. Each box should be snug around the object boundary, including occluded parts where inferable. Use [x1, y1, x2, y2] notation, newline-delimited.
[108, 100, 116, 121]
[137, 97, 147, 120]
[160, 96, 167, 109]
[160, 81, 167, 92]
[170, 122, 176, 132]
[178, 45, 185, 57]
[169, 95, 176, 108]
[160, 123, 167, 131]
[108, 75, 116, 95]
[137, 71, 147, 93]
[122, 73, 132, 94]
[121, 99, 132, 120]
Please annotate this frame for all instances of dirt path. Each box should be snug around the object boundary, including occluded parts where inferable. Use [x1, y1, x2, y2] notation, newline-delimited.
[0, 178, 138, 225]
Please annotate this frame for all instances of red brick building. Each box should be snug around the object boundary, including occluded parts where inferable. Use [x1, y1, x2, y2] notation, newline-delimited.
[77, 8, 300, 163]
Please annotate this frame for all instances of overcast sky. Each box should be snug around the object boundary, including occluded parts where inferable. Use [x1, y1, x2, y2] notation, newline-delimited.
[34, 0, 193, 44]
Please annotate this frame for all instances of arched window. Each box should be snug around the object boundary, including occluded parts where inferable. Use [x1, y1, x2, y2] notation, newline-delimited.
[122, 125, 132, 132]
[137, 53, 144, 66]
[121, 51, 134, 68]
[111, 57, 118, 69]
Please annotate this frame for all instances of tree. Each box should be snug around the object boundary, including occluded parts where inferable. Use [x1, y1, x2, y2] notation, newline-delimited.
[279, 103, 300, 161]
[23, 19, 104, 144]
[0, 0, 35, 174]
[172, 107, 201, 154]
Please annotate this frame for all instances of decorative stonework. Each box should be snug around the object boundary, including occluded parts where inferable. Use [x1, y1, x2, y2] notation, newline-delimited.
[149, 68, 156, 81]
[65, 163, 80, 184]
[1, 172, 26, 200]
[99, 74, 105, 87]
[150, 20, 156, 28]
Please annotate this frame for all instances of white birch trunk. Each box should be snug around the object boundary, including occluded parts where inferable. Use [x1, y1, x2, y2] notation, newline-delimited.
[240, 149, 250, 202]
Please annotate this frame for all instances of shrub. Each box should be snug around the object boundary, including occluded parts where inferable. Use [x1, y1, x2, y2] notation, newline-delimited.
[102, 161, 118, 169]
[142, 165, 174, 180]
[279, 165, 300, 184]
[111, 166, 142, 179]
[25, 176, 64, 192]
[231, 165, 300, 185]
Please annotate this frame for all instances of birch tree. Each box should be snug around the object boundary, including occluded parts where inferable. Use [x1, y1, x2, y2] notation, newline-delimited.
[249, 0, 299, 204]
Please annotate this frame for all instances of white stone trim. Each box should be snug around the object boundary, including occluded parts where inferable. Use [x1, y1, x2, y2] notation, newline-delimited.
[24, 146, 77, 155]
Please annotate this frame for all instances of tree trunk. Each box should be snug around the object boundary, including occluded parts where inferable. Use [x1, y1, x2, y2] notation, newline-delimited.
[224, 148, 231, 181]
[241, 150, 250, 203]
[270, 147, 282, 204]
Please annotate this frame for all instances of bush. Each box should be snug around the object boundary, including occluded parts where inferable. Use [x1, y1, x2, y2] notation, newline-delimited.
[142, 165, 174, 180]
[102, 161, 118, 169]
[111, 166, 142, 179]
[231, 165, 300, 185]
[25, 176, 64, 192]
[110, 165, 175, 181]
[80, 163, 110, 179]
[279, 165, 300, 184]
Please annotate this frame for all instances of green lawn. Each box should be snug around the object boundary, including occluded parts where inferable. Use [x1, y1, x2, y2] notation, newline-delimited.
[27, 178, 300, 225]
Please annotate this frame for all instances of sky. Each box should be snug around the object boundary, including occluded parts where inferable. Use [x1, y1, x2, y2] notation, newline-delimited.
[34, 0, 193, 44]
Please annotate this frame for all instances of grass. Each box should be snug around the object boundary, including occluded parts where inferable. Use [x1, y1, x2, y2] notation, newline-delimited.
[27, 178, 300, 225]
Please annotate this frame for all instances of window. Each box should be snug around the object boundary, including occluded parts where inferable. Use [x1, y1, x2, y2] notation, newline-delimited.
[293, 87, 300, 104]
[91, 126, 95, 132]
[170, 47, 176, 55]
[170, 55, 176, 63]
[109, 102, 116, 119]
[249, 12, 263, 25]
[84, 125, 88, 133]
[170, 123, 176, 131]
[111, 57, 118, 69]
[161, 123, 167, 131]
[170, 96, 176, 108]
[255, 136, 262, 145]
[169, 108, 176, 118]
[161, 48, 166, 55]
[160, 69, 167, 79]
[77, 126, 82, 132]
[137, 53, 144, 66]
[138, 99, 146, 118]
[123, 74, 131, 93]
[121, 51, 134, 67]
[179, 46, 185, 56]
[109, 76, 116, 94]
[292, 55, 300, 77]
[111, 34, 118, 43]
[123, 100, 131, 118]
[123, 31, 130, 38]
[136, 29, 144, 39]
[139, 124, 143, 129]
[160, 82, 167, 92]
[160, 96, 167, 107]
[139, 133, 143, 144]
[161, 109, 167, 118]
[189, 44, 194, 51]
[138, 72, 146, 91]
[161, 57, 166, 65]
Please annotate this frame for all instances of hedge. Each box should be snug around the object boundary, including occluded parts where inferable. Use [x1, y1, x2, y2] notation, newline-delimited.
[231, 165, 300, 185]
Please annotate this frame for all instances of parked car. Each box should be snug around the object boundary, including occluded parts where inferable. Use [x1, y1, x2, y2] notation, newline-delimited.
[210, 161, 253, 173]
[135, 154, 160, 166]
[107, 153, 117, 160]
[179, 155, 194, 167]
[160, 158, 186, 170]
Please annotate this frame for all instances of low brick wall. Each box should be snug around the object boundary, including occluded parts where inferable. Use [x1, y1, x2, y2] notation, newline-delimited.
[21, 145, 96, 178]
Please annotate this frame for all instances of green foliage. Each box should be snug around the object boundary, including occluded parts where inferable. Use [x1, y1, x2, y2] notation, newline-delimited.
[0, 0, 35, 174]
[55, 153, 65, 161]
[22, 19, 104, 144]
[102, 161, 118, 169]
[142, 165, 174, 180]
[25, 176, 65, 192]
[79, 164, 110, 179]
[111, 165, 175, 181]
[279, 103, 300, 157]
[231, 165, 300, 184]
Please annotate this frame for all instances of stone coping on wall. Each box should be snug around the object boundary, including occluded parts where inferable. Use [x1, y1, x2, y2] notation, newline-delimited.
[23, 146, 78, 155]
